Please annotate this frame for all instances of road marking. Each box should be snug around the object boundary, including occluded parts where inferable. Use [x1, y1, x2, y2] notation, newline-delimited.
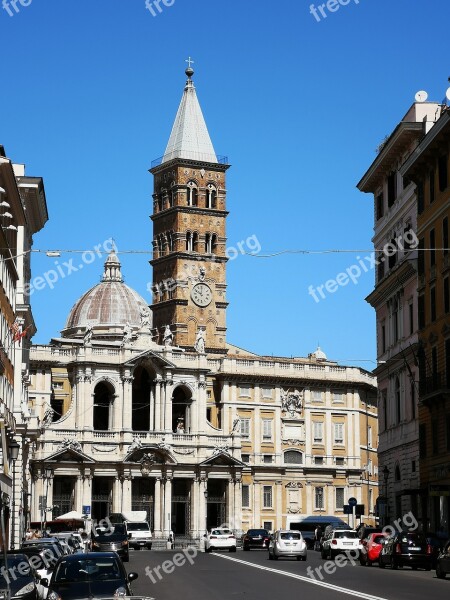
[211, 554, 389, 600]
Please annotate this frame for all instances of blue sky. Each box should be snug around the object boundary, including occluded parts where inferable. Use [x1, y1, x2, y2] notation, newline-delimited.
[1, 0, 449, 366]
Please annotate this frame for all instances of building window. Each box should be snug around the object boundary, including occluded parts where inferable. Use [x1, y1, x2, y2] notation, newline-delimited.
[418, 295, 425, 330]
[284, 450, 303, 464]
[239, 386, 251, 397]
[381, 324, 386, 353]
[430, 228, 436, 268]
[395, 377, 401, 424]
[432, 420, 439, 455]
[368, 426, 373, 448]
[409, 303, 414, 335]
[242, 485, 250, 508]
[444, 278, 449, 314]
[429, 169, 435, 203]
[52, 381, 64, 390]
[335, 487, 345, 510]
[262, 419, 273, 441]
[240, 418, 250, 438]
[412, 460, 416, 473]
[263, 486, 273, 508]
[419, 424, 427, 458]
[93, 382, 114, 431]
[312, 390, 323, 402]
[432, 347, 438, 378]
[378, 260, 385, 282]
[392, 301, 399, 341]
[314, 456, 324, 465]
[376, 193, 384, 220]
[263, 455, 273, 464]
[438, 155, 448, 192]
[261, 387, 273, 399]
[206, 184, 217, 209]
[411, 382, 416, 420]
[369, 489, 373, 513]
[418, 237, 425, 275]
[417, 181, 424, 214]
[333, 422, 344, 445]
[315, 487, 324, 510]
[335, 457, 345, 466]
[186, 181, 198, 206]
[241, 454, 250, 463]
[333, 391, 345, 403]
[430, 286, 436, 322]
[443, 217, 449, 256]
[387, 172, 397, 207]
[313, 421, 323, 443]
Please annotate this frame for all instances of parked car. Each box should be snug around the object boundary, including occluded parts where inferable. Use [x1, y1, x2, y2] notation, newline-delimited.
[268, 530, 307, 561]
[378, 531, 432, 570]
[357, 525, 383, 540]
[1, 553, 39, 600]
[52, 533, 83, 555]
[242, 529, 270, 551]
[204, 528, 237, 552]
[425, 533, 447, 568]
[20, 548, 57, 600]
[289, 516, 348, 550]
[359, 532, 388, 566]
[39, 552, 138, 600]
[436, 539, 450, 579]
[321, 529, 361, 560]
[90, 529, 129, 562]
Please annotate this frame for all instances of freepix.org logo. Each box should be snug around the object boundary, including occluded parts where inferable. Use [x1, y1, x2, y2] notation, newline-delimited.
[2, 0, 32, 17]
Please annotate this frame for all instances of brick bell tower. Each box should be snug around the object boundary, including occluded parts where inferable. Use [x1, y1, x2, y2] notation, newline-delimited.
[150, 62, 229, 354]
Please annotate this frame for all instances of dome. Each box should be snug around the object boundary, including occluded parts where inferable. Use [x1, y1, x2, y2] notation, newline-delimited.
[62, 251, 151, 338]
[309, 346, 327, 361]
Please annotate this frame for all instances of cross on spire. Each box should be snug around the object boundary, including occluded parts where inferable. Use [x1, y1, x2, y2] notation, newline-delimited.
[185, 56, 195, 69]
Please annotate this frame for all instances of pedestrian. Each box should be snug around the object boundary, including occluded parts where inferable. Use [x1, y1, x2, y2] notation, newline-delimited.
[314, 525, 322, 551]
[25, 528, 32, 540]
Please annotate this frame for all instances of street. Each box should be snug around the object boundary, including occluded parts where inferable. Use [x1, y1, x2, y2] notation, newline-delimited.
[129, 548, 450, 600]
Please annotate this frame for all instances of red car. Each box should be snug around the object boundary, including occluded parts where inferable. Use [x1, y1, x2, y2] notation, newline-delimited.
[359, 532, 388, 566]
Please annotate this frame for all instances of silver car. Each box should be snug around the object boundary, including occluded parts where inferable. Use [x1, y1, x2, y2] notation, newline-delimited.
[268, 530, 307, 561]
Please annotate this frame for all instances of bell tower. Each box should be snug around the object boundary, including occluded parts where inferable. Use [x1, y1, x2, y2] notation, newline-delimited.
[150, 63, 229, 354]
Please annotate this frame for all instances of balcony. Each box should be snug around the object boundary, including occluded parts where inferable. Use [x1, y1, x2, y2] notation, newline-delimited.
[419, 373, 450, 404]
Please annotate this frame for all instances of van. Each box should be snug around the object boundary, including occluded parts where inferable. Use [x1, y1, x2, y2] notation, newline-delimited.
[109, 512, 153, 550]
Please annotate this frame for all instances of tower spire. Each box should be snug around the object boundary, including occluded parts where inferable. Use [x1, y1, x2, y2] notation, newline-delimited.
[161, 60, 218, 164]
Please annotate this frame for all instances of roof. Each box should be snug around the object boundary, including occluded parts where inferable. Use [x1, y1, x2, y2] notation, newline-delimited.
[161, 68, 218, 164]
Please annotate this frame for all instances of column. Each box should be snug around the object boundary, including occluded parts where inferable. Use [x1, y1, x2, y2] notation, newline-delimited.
[149, 385, 155, 431]
[113, 476, 122, 512]
[154, 381, 161, 432]
[234, 477, 242, 532]
[122, 475, 132, 512]
[190, 479, 198, 536]
[198, 476, 207, 536]
[276, 481, 283, 530]
[154, 477, 162, 535]
[165, 381, 173, 433]
[227, 478, 235, 527]
[122, 374, 133, 431]
[253, 481, 260, 528]
[163, 474, 172, 536]
[75, 474, 84, 514]
[82, 472, 92, 518]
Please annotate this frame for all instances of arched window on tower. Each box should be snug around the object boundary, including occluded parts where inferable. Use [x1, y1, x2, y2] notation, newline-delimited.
[187, 181, 198, 207]
[169, 182, 176, 208]
[211, 234, 218, 255]
[205, 233, 212, 254]
[167, 231, 175, 252]
[206, 184, 217, 209]
[157, 235, 164, 257]
[159, 190, 165, 212]
[186, 231, 193, 252]
[93, 382, 114, 431]
[192, 232, 198, 252]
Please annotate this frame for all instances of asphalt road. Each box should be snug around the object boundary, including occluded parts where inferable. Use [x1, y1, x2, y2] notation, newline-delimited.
[128, 547, 450, 600]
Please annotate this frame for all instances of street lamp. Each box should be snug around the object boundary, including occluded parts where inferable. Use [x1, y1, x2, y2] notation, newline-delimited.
[383, 465, 390, 527]
[9, 440, 20, 550]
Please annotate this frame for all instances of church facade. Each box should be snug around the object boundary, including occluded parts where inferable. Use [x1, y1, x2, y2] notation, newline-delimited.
[28, 67, 378, 540]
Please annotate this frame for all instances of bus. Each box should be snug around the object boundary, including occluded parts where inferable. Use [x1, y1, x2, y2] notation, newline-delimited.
[288, 515, 349, 549]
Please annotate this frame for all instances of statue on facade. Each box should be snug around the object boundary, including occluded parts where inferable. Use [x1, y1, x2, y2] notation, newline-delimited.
[122, 322, 133, 344]
[281, 389, 304, 417]
[41, 406, 55, 428]
[163, 325, 173, 347]
[194, 327, 206, 354]
[83, 325, 93, 346]
[199, 267, 206, 281]
[140, 306, 151, 330]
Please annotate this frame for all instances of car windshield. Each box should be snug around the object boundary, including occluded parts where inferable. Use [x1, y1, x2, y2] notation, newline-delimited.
[247, 530, 268, 536]
[93, 532, 126, 542]
[211, 529, 231, 535]
[54, 558, 122, 582]
[399, 534, 426, 544]
[280, 532, 301, 540]
[334, 531, 358, 539]
[0, 556, 31, 582]
[126, 523, 149, 531]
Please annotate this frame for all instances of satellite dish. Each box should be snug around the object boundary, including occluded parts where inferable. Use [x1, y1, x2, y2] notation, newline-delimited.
[415, 90, 428, 102]
[446, 87, 450, 101]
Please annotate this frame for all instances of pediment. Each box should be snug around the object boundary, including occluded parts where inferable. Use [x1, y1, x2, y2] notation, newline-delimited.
[39, 447, 95, 464]
[124, 349, 175, 368]
[123, 444, 177, 466]
[200, 451, 245, 468]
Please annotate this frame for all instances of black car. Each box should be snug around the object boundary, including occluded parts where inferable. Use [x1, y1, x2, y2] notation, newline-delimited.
[242, 529, 270, 551]
[91, 529, 129, 562]
[436, 539, 450, 579]
[357, 526, 382, 540]
[378, 531, 432, 570]
[426, 533, 447, 568]
[40, 552, 138, 600]
[1, 553, 38, 600]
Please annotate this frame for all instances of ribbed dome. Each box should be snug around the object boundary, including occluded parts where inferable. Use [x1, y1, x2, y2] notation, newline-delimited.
[309, 346, 327, 361]
[62, 251, 151, 337]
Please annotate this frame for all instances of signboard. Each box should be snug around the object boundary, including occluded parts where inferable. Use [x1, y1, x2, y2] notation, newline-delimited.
[82, 505, 91, 515]
[348, 497, 357, 507]
[430, 485, 450, 497]
[343, 505, 352, 515]
[355, 504, 365, 516]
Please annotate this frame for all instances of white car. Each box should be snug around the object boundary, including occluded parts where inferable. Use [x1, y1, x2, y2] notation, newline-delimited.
[205, 528, 237, 552]
[321, 529, 362, 559]
[268, 530, 307, 561]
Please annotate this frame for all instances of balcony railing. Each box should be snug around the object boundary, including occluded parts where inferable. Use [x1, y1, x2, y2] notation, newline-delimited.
[151, 153, 229, 168]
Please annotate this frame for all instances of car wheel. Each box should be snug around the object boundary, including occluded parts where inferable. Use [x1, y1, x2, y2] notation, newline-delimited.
[425, 565, 431, 572]
[243, 546, 249, 551]
[229, 547, 237, 553]
[301, 556, 306, 561]
[378, 558, 385, 569]
[269, 552, 273, 560]
[273, 553, 279, 560]
[321, 548, 327, 559]
[147, 544, 152, 550]
[392, 559, 398, 570]
[366, 560, 372, 567]
[296, 555, 302, 561]
[436, 564, 446, 579]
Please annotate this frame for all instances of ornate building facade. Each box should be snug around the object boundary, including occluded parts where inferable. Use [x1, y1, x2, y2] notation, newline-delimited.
[28, 68, 378, 540]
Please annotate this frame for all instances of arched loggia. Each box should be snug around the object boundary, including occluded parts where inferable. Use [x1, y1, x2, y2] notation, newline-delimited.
[132, 366, 153, 431]
[172, 386, 193, 433]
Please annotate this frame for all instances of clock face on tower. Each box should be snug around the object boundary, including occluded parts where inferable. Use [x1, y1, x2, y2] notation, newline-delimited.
[191, 283, 212, 307]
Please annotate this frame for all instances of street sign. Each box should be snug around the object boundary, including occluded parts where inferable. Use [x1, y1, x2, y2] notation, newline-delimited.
[348, 497, 357, 507]
[343, 505, 352, 515]
[355, 504, 365, 516]
[82, 505, 91, 515]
